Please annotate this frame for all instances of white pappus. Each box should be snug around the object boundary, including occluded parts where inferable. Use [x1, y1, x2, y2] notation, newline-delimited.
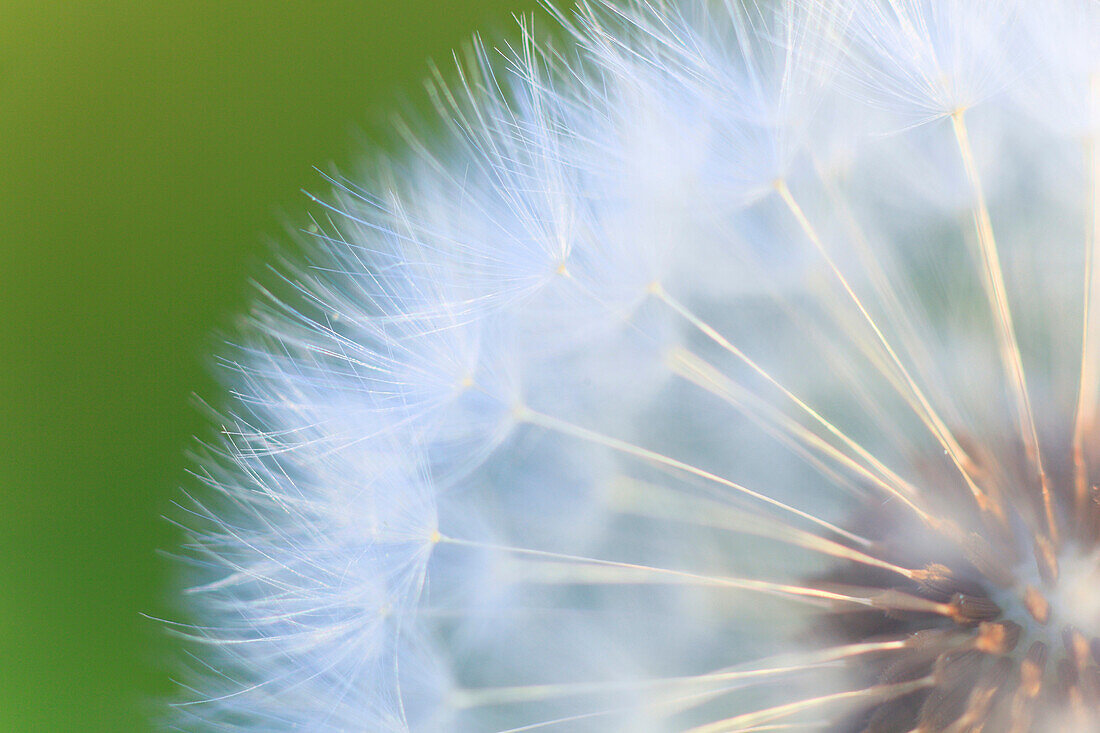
[171, 0, 1100, 730]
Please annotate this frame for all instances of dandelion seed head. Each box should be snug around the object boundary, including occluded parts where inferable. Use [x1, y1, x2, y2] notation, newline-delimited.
[173, 0, 1100, 730]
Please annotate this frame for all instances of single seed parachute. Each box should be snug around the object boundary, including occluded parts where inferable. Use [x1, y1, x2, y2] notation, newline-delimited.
[171, 0, 1100, 730]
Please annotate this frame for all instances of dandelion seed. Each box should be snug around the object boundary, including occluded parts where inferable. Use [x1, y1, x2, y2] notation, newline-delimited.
[173, 0, 1100, 730]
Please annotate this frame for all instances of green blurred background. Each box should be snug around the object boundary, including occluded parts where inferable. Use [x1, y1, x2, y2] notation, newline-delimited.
[0, 2, 551, 729]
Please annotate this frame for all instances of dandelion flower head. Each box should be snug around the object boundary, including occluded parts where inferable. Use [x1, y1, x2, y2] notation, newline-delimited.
[173, 0, 1100, 730]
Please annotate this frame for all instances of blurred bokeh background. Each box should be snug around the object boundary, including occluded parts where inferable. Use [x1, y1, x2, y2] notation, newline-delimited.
[0, 2, 551, 729]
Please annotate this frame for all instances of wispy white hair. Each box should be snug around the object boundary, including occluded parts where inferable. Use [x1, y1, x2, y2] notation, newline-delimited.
[172, 0, 1100, 730]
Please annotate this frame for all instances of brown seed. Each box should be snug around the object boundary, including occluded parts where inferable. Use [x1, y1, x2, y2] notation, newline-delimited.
[974, 620, 1021, 655]
[1063, 627, 1092, 670]
[1019, 642, 1047, 698]
[1022, 585, 1049, 625]
[913, 563, 960, 597]
[948, 593, 1002, 625]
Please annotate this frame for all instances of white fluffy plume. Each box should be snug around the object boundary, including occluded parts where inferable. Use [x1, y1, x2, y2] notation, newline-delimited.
[172, 1, 1100, 730]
